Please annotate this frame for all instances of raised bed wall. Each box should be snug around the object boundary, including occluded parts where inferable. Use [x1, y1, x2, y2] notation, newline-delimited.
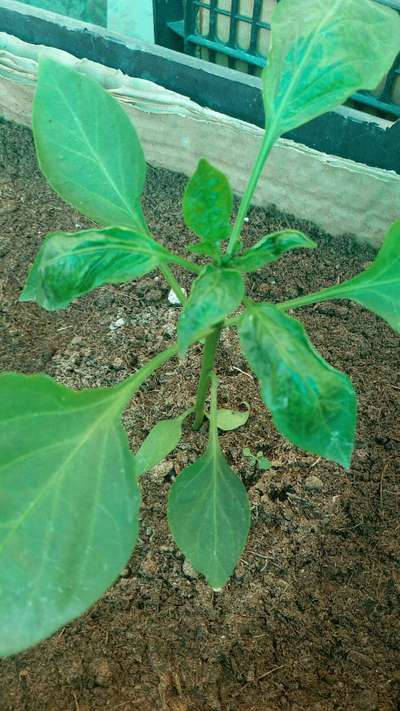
[0, 1, 399, 247]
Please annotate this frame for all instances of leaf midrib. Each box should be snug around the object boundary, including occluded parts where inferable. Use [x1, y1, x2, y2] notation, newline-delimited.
[0, 398, 124, 558]
[51, 81, 137, 223]
[267, 0, 343, 132]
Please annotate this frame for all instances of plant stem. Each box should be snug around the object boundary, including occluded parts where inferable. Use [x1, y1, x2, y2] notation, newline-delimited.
[159, 264, 188, 305]
[277, 285, 341, 312]
[208, 370, 219, 451]
[117, 343, 179, 403]
[225, 129, 276, 258]
[193, 325, 222, 431]
[169, 254, 202, 274]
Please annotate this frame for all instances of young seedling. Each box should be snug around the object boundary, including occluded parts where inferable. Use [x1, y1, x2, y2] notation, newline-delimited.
[243, 447, 272, 472]
[0, 0, 399, 657]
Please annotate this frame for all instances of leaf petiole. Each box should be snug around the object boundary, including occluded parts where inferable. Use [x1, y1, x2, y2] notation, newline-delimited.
[159, 264, 188, 305]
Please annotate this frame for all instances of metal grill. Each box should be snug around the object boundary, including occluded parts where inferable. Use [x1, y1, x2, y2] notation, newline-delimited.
[167, 0, 400, 118]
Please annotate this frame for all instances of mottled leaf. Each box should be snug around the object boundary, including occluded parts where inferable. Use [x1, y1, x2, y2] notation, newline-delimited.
[240, 303, 356, 467]
[230, 230, 316, 272]
[184, 159, 233, 244]
[20, 227, 169, 310]
[263, 0, 400, 138]
[178, 266, 244, 354]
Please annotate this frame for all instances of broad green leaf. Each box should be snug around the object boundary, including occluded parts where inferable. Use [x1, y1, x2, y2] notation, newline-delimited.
[33, 58, 147, 231]
[168, 439, 250, 589]
[178, 266, 244, 354]
[20, 227, 170, 310]
[133, 411, 190, 477]
[183, 159, 233, 243]
[239, 303, 356, 468]
[0, 372, 141, 657]
[211, 405, 250, 431]
[293, 220, 400, 333]
[263, 0, 400, 138]
[230, 230, 316, 272]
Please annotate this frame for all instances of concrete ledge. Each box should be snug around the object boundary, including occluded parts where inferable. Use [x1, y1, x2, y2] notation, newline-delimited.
[0, 33, 399, 247]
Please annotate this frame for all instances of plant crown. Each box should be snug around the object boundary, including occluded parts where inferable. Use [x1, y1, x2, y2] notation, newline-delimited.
[1, 0, 399, 657]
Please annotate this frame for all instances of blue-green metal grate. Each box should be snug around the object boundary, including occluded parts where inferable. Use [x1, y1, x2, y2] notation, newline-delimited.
[167, 0, 400, 118]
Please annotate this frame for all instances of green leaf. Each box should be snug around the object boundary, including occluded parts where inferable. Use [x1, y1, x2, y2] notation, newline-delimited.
[296, 220, 400, 333]
[239, 303, 356, 468]
[20, 227, 170, 310]
[256, 454, 272, 472]
[211, 405, 250, 431]
[183, 159, 233, 243]
[242, 447, 272, 471]
[188, 242, 220, 259]
[33, 58, 147, 231]
[168, 381, 250, 588]
[230, 230, 316, 272]
[263, 0, 400, 138]
[0, 372, 141, 657]
[178, 266, 244, 354]
[133, 411, 190, 477]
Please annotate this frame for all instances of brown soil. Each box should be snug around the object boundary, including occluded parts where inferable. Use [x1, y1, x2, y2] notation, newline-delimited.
[0, 119, 399, 711]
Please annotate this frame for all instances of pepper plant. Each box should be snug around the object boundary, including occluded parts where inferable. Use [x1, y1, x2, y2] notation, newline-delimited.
[1, 0, 400, 657]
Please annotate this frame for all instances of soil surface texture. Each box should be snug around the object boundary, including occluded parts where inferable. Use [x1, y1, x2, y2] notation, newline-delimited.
[0, 120, 399, 711]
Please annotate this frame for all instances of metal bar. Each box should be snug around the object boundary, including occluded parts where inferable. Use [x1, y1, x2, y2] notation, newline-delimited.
[184, 33, 266, 67]
[183, 0, 197, 55]
[152, 0, 184, 51]
[186, 0, 270, 29]
[250, 0, 263, 54]
[228, 0, 240, 70]
[352, 91, 400, 117]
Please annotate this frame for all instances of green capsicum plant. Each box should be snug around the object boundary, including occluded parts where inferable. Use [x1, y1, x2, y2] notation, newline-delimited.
[1, 0, 399, 657]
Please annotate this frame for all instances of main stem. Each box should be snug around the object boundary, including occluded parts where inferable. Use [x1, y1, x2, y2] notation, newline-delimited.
[193, 325, 222, 431]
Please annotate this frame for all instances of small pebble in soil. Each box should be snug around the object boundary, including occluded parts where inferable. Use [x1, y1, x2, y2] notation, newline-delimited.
[111, 357, 124, 370]
[89, 658, 113, 687]
[109, 317, 126, 330]
[70, 336, 83, 346]
[182, 558, 199, 579]
[168, 287, 186, 306]
[304, 475, 324, 492]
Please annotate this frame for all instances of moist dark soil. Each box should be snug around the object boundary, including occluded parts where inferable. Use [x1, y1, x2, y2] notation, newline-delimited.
[0, 119, 399, 711]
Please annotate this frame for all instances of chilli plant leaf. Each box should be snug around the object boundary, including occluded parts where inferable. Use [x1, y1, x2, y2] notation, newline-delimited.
[229, 230, 316, 273]
[283, 220, 400, 333]
[184, 159, 233, 248]
[33, 57, 147, 232]
[263, 0, 400, 139]
[178, 265, 244, 354]
[0, 373, 140, 657]
[239, 303, 357, 468]
[1, 0, 399, 659]
[168, 375, 250, 588]
[133, 410, 191, 478]
[20, 227, 170, 310]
